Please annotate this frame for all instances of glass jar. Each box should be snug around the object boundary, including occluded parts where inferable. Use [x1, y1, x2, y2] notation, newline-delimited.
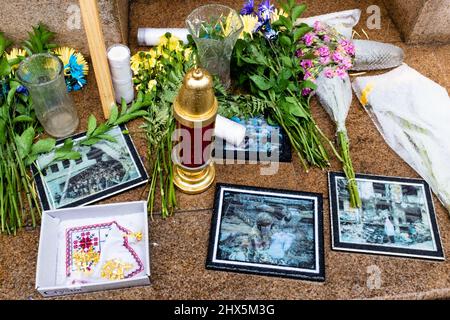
[186, 4, 243, 89]
[17, 53, 79, 138]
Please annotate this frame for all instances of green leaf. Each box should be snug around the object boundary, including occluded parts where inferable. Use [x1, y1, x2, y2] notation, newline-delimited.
[292, 4, 307, 22]
[115, 110, 148, 125]
[282, 97, 308, 118]
[54, 151, 81, 161]
[293, 26, 313, 42]
[96, 134, 117, 143]
[120, 98, 128, 116]
[280, 56, 293, 68]
[59, 138, 74, 152]
[15, 127, 35, 159]
[0, 57, 11, 77]
[108, 104, 119, 125]
[278, 16, 293, 31]
[25, 154, 38, 167]
[279, 35, 292, 48]
[300, 80, 318, 90]
[12, 115, 34, 124]
[80, 137, 101, 146]
[249, 75, 272, 91]
[86, 115, 97, 137]
[0, 119, 6, 144]
[92, 123, 110, 136]
[31, 138, 56, 155]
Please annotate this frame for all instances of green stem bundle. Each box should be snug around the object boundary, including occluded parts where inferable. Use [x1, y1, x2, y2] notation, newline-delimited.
[338, 130, 361, 208]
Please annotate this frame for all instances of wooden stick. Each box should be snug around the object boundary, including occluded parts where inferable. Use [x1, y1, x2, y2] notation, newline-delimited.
[79, 0, 115, 119]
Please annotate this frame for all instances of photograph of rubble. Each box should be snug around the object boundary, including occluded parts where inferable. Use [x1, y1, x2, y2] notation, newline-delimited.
[33, 125, 148, 210]
[206, 184, 324, 281]
[329, 172, 444, 260]
[214, 116, 292, 163]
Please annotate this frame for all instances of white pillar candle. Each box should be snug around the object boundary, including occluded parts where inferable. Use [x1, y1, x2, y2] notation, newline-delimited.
[107, 44, 135, 104]
[137, 28, 189, 46]
[215, 115, 246, 146]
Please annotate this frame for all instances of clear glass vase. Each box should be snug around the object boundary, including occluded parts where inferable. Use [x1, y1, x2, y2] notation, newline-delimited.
[186, 4, 243, 89]
[17, 53, 79, 138]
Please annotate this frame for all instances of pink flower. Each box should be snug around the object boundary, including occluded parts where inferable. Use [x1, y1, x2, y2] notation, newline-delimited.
[319, 56, 331, 65]
[302, 33, 315, 46]
[302, 88, 313, 96]
[313, 21, 323, 32]
[324, 68, 334, 78]
[295, 49, 304, 57]
[303, 70, 312, 80]
[336, 66, 347, 79]
[332, 51, 344, 63]
[344, 42, 355, 56]
[300, 59, 313, 69]
[317, 46, 330, 57]
[323, 34, 331, 42]
[341, 57, 353, 70]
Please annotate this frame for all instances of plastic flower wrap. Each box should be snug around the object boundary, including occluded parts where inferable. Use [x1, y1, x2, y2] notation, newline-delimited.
[53, 47, 89, 92]
[353, 64, 450, 214]
[316, 72, 361, 207]
[296, 21, 360, 207]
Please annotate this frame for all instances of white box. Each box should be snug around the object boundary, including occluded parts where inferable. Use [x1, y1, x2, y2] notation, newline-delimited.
[36, 201, 151, 297]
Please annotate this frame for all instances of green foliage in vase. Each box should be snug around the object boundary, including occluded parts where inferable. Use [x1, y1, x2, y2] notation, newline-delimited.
[22, 23, 57, 56]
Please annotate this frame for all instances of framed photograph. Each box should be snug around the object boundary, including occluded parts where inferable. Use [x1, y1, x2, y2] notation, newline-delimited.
[329, 172, 444, 261]
[32, 125, 148, 210]
[214, 116, 292, 163]
[206, 184, 325, 281]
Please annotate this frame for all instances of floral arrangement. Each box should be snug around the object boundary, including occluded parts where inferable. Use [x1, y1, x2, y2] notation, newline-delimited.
[131, 34, 194, 217]
[296, 21, 355, 94]
[0, 24, 147, 234]
[53, 47, 89, 92]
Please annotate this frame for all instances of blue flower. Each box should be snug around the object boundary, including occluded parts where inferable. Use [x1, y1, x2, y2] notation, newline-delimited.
[64, 55, 87, 92]
[240, 0, 255, 15]
[16, 85, 29, 96]
[258, 0, 274, 22]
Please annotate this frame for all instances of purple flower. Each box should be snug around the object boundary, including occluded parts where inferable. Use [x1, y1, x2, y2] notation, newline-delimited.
[302, 88, 313, 96]
[323, 34, 331, 42]
[324, 68, 334, 78]
[302, 32, 315, 46]
[332, 51, 344, 63]
[300, 59, 313, 69]
[258, 0, 274, 21]
[317, 46, 330, 57]
[240, 0, 255, 15]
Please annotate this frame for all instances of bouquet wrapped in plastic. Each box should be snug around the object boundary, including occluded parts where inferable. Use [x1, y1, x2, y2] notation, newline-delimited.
[353, 64, 450, 214]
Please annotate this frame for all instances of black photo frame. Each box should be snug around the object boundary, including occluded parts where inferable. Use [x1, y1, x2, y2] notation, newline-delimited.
[329, 172, 444, 261]
[206, 183, 325, 282]
[32, 125, 148, 211]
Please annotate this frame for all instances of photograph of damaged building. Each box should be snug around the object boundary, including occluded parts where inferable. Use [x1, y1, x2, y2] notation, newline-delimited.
[217, 190, 318, 270]
[37, 127, 142, 209]
[335, 177, 437, 251]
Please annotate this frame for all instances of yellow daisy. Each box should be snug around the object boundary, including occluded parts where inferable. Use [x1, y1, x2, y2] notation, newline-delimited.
[271, 8, 289, 23]
[53, 47, 89, 75]
[240, 14, 259, 39]
[6, 48, 26, 70]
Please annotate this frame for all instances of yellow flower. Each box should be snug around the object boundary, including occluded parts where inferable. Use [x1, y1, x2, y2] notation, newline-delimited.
[183, 47, 193, 61]
[271, 8, 288, 23]
[53, 47, 89, 75]
[6, 48, 26, 70]
[131, 51, 145, 74]
[240, 14, 259, 39]
[148, 79, 157, 91]
[158, 34, 182, 52]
